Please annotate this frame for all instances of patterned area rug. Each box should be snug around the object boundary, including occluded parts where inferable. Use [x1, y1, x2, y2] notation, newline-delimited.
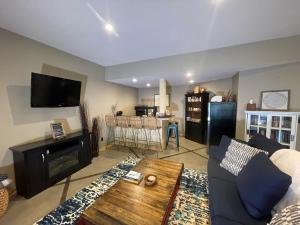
[35, 155, 209, 225]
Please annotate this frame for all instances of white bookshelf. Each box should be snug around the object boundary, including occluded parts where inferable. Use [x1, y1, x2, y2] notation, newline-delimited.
[245, 111, 300, 149]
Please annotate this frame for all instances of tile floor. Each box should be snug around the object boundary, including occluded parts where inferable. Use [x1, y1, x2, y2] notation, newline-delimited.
[0, 137, 208, 225]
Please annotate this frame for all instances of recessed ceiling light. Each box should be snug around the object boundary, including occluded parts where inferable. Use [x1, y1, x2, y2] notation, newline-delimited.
[186, 72, 192, 77]
[146, 83, 151, 87]
[105, 23, 114, 32]
[132, 78, 138, 83]
[189, 80, 194, 84]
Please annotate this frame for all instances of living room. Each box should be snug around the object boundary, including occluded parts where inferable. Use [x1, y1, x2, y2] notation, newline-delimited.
[0, 1, 300, 225]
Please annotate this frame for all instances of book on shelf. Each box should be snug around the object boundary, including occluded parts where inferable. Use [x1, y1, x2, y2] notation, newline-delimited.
[123, 171, 143, 184]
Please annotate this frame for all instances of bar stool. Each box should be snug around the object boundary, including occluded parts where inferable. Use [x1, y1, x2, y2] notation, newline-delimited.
[143, 117, 162, 155]
[105, 115, 117, 146]
[116, 116, 129, 146]
[129, 116, 148, 150]
[166, 123, 179, 150]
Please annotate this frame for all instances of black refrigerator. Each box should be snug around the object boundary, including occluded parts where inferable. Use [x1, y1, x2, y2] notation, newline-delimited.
[207, 102, 236, 147]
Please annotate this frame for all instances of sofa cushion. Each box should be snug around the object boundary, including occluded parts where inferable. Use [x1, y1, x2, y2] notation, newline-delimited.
[209, 145, 223, 162]
[211, 216, 266, 225]
[209, 177, 267, 225]
[248, 134, 285, 156]
[210, 135, 232, 161]
[220, 139, 268, 176]
[211, 216, 246, 225]
[208, 158, 235, 183]
[236, 153, 291, 220]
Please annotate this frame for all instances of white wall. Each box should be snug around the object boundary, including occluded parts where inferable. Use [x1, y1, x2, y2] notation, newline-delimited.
[236, 62, 300, 140]
[138, 62, 300, 145]
[0, 28, 138, 173]
[106, 34, 300, 144]
[138, 78, 233, 135]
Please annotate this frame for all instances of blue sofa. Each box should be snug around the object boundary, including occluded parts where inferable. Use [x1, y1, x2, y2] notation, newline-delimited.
[207, 135, 285, 225]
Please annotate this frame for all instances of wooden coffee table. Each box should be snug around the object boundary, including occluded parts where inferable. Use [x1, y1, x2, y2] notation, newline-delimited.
[77, 158, 183, 225]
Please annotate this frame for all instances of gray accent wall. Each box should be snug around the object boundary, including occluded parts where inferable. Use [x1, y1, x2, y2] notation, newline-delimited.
[0, 28, 138, 172]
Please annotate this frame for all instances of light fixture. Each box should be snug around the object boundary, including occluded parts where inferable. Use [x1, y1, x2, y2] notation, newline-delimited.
[212, 0, 224, 6]
[132, 78, 138, 83]
[189, 80, 194, 84]
[146, 83, 151, 87]
[105, 23, 114, 32]
[186, 72, 192, 77]
[87, 3, 119, 37]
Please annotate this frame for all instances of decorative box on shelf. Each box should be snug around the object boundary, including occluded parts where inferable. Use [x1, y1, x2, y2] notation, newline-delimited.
[245, 110, 300, 149]
[246, 103, 256, 111]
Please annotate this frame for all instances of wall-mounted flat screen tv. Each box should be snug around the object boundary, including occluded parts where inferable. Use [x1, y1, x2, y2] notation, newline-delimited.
[31, 73, 81, 108]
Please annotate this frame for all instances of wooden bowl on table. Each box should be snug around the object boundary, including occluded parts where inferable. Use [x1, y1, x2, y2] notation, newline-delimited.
[144, 174, 157, 187]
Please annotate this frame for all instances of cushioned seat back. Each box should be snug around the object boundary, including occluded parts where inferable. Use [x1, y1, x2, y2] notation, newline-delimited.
[248, 134, 285, 156]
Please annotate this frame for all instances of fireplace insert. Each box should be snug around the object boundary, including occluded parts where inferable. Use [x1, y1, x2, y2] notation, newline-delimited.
[47, 139, 81, 181]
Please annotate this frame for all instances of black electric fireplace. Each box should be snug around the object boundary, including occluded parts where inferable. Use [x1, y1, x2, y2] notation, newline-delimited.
[47, 139, 81, 181]
[10, 132, 92, 198]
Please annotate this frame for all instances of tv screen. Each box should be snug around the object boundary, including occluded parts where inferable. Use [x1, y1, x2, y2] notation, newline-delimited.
[31, 73, 81, 108]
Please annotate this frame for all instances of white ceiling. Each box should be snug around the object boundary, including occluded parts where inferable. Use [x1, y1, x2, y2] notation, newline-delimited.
[106, 35, 300, 88]
[1, 0, 300, 69]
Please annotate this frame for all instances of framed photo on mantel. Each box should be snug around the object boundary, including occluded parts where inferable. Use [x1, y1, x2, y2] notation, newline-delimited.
[50, 122, 66, 139]
[260, 90, 290, 111]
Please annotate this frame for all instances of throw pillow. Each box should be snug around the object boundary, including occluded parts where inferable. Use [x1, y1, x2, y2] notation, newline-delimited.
[248, 134, 285, 156]
[236, 153, 292, 220]
[269, 203, 300, 225]
[220, 139, 269, 176]
[270, 149, 300, 214]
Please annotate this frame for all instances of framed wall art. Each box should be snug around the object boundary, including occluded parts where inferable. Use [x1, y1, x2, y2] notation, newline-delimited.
[260, 90, 290, 111]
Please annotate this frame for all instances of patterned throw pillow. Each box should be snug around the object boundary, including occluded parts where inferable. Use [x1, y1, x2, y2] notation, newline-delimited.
[269, 203, 300, 225]
[220, 139, 269, 176]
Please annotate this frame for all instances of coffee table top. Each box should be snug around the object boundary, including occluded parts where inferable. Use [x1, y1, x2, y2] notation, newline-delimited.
[78, 158, 184, 225]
